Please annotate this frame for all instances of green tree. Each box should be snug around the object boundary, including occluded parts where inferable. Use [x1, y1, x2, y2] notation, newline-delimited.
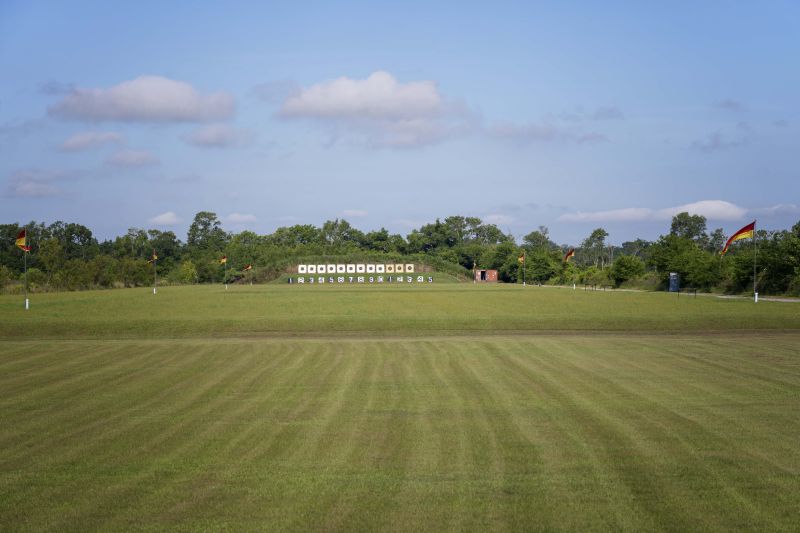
[581, 228, 609, 268]
[90, 255, 119, 288]
[187, 211, 227, 252]
[670, 212, 707, 241]
[523, 226, 556, 251]
[0, 264, 12, 289]
[320, 219, 363, 249]
[38, 238, 65, 285]
[178, 260, 199, 284]
[609, 255, 645, 287]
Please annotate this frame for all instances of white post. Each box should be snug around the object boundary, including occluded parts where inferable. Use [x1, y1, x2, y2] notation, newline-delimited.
[25, 298, 29, 310]
[24, 248, 28, 311]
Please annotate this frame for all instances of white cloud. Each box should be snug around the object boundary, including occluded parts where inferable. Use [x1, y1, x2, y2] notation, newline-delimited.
[106, 149, 159, 167]
[484, 213, 513, 225]
[6, 169, 63, 198]
[9, 180, 59, 198]
[148, 211, 181, 225]
[60, 131, 123, 151]
[184, 124, 252, 148]
[750, 204, 800, 217]
[691, 132, 745, 153]
[558, 200, 748, 223]
[342, 209, 368, 217]
[281, 71, 443, 120]
[48, 75, 235, 123]
[661, 200, 748, 220]
[279, 71, 471, 147]
[226, 213, 257, 224]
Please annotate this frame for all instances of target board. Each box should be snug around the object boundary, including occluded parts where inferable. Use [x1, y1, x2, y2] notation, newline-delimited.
[290, 264, 432, 284]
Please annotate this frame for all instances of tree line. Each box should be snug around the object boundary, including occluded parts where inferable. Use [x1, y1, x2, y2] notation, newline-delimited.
[1, 211, 799, 295]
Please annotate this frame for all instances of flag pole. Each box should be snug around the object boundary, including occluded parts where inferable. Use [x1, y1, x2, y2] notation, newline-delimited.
[153, 257, 157, 295]
[24, 247, 29, 310]
[753, 220, 758, 303]
[224, 259, 228, 290]
[522, 252, 526, 286]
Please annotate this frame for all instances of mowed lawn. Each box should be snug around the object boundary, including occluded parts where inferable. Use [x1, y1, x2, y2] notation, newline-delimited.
[1, 284, 799, 338]
[1, 286, 799, 531]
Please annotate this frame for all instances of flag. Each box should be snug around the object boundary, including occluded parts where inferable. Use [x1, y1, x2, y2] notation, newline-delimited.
[15, 229, 31, 252]
[219, 256, 227, 264]
[242, 264, 252, 272]
[147, 249, 158, 263]
[720, 221, 755, 255]
[564, 248, 575, 262]
[518, 253, 525, 264]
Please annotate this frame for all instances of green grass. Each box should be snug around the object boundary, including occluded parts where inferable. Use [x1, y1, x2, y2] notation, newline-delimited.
[0, 284, 798, 339]
[1, 285, 799, 531]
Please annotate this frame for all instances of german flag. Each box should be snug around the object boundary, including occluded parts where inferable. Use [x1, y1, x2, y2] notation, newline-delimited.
[147, 249, 158, 263]
[564, 248, 575, 262]
[15, 229, 31, 252]
[518, 253, 525, 264]
[720, 221, 755, 255]
[219, 256, 227, 265]
[242, 264, 252, 272]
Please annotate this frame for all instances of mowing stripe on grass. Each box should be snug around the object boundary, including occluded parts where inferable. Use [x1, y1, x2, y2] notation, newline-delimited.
[2, 334, 799, 531]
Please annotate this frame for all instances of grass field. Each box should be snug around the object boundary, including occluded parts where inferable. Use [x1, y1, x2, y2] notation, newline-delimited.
[1, 285, 799, 531]
[1, 284, 799, 339]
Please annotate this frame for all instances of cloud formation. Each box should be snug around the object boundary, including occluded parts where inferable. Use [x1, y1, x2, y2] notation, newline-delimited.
[279, 71, 470, 147]
[148, 211, 181, 225]
[750, 204, 800, 217]
[558, 200, 749, 223]
[106, 149, 159, 167]
[691, 132, 745, 153]
[282, 71, 443, 120]
[6, 169, 64, 198]
[184, 124, 252, 148]
[49, 76, 235, 123]
[60, 131, 123, 151]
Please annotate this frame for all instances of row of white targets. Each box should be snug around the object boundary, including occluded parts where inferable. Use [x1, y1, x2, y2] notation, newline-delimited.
[298, 264, 416, 274]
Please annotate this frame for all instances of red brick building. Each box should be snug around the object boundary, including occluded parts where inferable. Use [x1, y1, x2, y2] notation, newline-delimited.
[474, 269, 498, 282]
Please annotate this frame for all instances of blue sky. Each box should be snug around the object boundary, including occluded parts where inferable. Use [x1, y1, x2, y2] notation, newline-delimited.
[1, 1, 798, 245]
